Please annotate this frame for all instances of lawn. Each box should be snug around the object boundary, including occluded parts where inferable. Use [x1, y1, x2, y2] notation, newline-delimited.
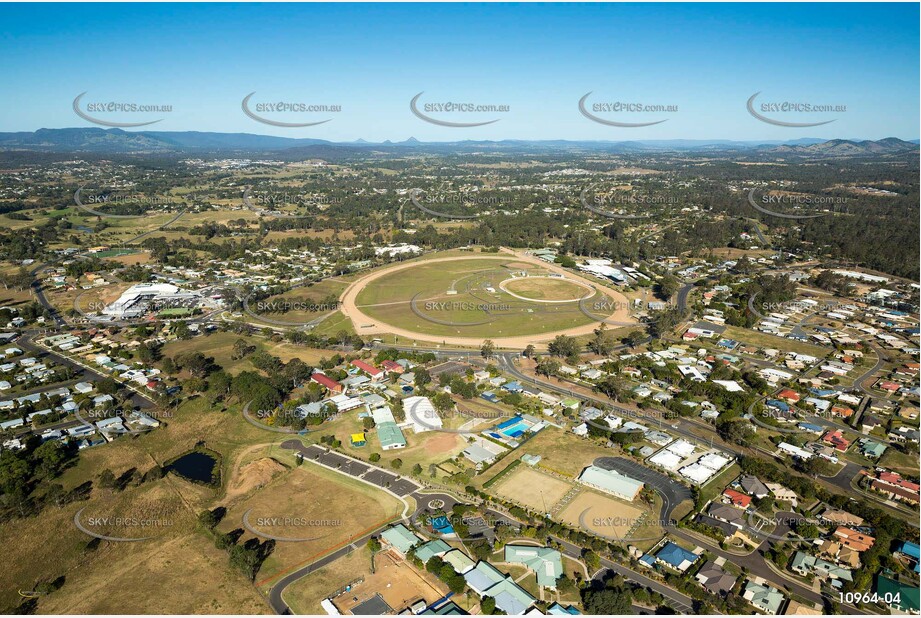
[353, 257, 598, 338]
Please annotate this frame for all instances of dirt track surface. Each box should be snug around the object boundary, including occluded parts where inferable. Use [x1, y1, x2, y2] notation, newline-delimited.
[338, 248, 634, 348]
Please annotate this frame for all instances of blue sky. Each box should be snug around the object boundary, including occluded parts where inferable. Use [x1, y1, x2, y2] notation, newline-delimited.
[1, 3, 918, 141]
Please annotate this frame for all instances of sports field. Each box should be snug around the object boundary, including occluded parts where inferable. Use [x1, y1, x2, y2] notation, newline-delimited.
[492, 466, 574, 513]
[343, 250, 633, 345]
[558, 490, 647, 540]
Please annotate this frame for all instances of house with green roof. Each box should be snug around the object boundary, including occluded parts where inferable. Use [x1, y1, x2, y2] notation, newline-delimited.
[481, 578, 536, 615]
[416, 539, 451, 563]
[504, 544, 563, 588]
[443, 548, 476, 574]
[743, 580, 785, 614]
[381, 524, 420, 556]
[877, 574, 920, 613]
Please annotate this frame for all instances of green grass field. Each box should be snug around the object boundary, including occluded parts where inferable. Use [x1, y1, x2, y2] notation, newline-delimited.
[353, 257, 597, 338]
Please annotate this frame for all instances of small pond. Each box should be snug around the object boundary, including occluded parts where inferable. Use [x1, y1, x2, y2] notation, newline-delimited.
[166, 450, 219, 485]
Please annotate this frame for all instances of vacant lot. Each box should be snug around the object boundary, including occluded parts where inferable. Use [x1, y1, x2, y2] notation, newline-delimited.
[283, 545, 373, 614]
[513, 427, 613, 479]
[218, 463, 404, 588]
[492, 466, 574, 512]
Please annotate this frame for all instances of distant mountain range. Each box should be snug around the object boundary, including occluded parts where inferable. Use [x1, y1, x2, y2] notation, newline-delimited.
[0, 127, 917, 157]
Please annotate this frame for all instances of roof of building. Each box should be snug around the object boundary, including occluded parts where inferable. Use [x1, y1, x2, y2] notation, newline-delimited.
[381, 524, 419, 554]
[504, 545, 563, 588]
[464, 561, 506, 594]
[876, 575, 920, 613]
[377, 421, 406, 449]
[577, 465, 644, 499]
[417, 539, 451, 563]
[744, 581, 785, 614]
[695, 560, 736, 595]
[656, 541, 698, 570]
[442, 548, 476, 574]
[482, 577, 536, 615]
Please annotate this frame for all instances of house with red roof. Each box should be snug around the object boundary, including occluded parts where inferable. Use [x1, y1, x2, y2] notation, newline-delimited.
[722, 488, 752, 508]
[351, 359, 384, 380]
[833, 527, 875, 552]
[311, 372, 343, 394]
[777, 389, 801, 403]
[822, 430, 851, 452]
[380, 360, 405, 374]
[830, 405, 854, 419]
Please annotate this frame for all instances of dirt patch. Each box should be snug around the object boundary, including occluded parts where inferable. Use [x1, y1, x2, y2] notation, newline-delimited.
[558, 490, 645, 540]
[424, 432, 461, 456]
[227, 457, 287, 501]
[332, 551, 447, 614]
[493, 467, 574, 512]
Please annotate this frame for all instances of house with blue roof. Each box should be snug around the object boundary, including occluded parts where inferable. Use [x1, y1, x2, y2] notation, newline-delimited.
[896, 541, 921, 573]
[765, 399, 790, 412]
[655, 541, 698, 572]
[798, 422, 824, 434]
[501, 381, 524, 393]
[480, 392, 499, 403]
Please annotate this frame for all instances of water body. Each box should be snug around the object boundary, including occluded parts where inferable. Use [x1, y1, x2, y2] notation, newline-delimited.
[167, 451, 219, 485]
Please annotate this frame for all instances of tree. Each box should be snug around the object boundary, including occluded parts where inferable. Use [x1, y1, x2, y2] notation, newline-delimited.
[588, 324, 616, 356]
[391, 458, 403, 470]
[369, 453, 381, 462]
[481, 596, 496, 615]
[548, 335, 578, 358]
[173, 321, 191, 340]
[623, 330, 645, 349]
[523, 344, 535, 359]
[412, 463, 423, 476]
[481, 340, 495, 360]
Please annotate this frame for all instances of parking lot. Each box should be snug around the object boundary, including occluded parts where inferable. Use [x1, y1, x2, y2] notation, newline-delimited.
[593, 456, 693, 521]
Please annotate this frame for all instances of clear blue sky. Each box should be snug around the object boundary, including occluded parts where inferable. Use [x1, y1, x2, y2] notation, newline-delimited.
[1, 3, 918, 141]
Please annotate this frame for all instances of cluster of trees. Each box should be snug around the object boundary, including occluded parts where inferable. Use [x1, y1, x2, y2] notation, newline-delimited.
[198, 507, 275, 581]
[0, 437, 79, 520]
